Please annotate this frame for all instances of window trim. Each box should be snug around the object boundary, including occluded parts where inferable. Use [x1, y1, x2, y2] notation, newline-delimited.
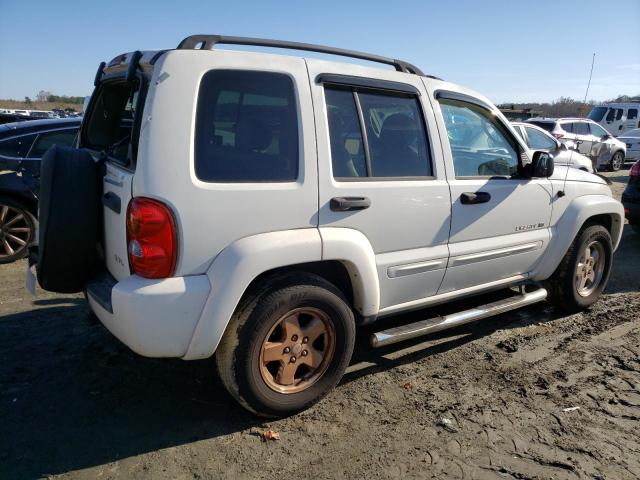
[316, 73, 420, 96]
[325, 85, 435, 182]
[437, 95, 524, 180]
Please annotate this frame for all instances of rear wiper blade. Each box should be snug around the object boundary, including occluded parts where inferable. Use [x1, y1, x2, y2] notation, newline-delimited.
[100, 135, 130, 159]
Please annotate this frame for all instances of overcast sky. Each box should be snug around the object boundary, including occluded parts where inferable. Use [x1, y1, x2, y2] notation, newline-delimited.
[0, 0, 638, 104]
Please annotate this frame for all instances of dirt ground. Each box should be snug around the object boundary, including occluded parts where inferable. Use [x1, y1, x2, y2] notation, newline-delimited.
[1, 170, 639, 480]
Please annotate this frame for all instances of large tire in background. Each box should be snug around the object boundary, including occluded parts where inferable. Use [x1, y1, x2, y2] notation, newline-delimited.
[0, 196, 36, 264]
[37, 146, 100, 293]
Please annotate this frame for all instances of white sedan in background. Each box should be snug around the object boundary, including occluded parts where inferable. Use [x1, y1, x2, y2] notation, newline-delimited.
[512, 121, 594, 172]
[618, 128, 640, 162]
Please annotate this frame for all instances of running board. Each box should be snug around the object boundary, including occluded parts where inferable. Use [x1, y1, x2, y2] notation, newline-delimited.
[370, 287, 547, 348]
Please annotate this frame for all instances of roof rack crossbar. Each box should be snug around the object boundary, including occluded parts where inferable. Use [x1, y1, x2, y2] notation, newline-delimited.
[177, 34, 425, 76]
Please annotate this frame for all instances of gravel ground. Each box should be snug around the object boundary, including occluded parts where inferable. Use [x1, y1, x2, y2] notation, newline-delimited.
[1, 169, 638, 479]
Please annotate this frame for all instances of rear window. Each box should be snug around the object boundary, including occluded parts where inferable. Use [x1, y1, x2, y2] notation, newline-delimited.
[588, 107, 607, 122]
[82, 79, 144, 166]
[195, 70, 299, 183]
[527, 121, 555, 132]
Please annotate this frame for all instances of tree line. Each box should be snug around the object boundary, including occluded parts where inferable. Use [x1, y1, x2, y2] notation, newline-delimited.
[500, 94, 640, 118]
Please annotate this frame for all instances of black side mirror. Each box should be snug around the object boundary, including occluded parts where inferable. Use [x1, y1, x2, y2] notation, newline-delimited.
[530, 151, 554, 178]
[601, 133, 612, 140]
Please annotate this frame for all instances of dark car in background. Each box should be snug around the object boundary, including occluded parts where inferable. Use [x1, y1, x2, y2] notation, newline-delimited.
[622, 160, 640, 235]
[0, 118, 81, 263]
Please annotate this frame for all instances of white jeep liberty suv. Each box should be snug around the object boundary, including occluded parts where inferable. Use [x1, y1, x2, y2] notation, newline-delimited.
[35, 35, 624, 417]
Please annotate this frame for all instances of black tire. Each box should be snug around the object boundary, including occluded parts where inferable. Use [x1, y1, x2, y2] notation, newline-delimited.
[0, 196, 36, 264]
[545, 224, 612, 312]
[37, 146, 100, 293]
[609, 151, 624, 171]
[215, 273, 356, 417]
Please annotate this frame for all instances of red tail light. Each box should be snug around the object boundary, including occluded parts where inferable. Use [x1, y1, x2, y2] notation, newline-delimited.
[553, 133, 564, 139]
[630, 161, 640, 177]
[126, 197, 177, 278]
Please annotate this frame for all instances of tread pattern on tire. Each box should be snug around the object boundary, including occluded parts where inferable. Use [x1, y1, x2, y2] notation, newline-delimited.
[546, 224, 612, 312]
[215, 272, 355, 417]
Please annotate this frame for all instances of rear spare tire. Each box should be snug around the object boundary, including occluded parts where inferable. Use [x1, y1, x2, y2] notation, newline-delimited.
[37, 146, 100, 293]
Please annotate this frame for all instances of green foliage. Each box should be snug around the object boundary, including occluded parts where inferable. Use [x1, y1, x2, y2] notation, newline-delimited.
[46, 94, 84, 104]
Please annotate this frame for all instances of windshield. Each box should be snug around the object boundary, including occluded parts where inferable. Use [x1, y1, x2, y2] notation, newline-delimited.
[588, 107, 607, 122]
[81, 78, 145, 166]
[527, 121, 555, 132]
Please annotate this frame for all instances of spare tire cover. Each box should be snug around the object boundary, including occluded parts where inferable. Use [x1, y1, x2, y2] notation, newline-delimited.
[37, 146, 100, 293]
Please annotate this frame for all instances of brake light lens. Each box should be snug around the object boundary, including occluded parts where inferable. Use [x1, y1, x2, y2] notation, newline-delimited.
[126, 197, 177, 278]
[630, 161, 640, 177]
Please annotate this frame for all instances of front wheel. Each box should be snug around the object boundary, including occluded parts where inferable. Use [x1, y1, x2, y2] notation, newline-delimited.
[546, 225, 612, 312]
[0, 196, 36, 264]
[609, 151, 624, 171]
[215, 273, 356, 417]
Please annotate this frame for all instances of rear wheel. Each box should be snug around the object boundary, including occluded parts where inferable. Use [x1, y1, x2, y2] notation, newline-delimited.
[546, 225, 612, 312]
[215, 273, 356, 417]
[609, 151, 624, 171]
[0, 196, 36, 264]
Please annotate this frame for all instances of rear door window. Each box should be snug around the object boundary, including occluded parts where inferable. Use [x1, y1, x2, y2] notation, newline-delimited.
[628, 109, 638, 120]
[324, 87, 432, 179]
[573, 122, 590, 135]
[560, 123, 573, 133]
[27, 128, 78, 158]
[195, 70, 299, 182]
[616, 109, 624, 120]
[606, 109, 616, 121]
[0, 134, 36, 158]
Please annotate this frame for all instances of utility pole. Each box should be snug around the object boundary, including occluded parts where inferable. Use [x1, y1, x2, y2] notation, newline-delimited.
[583, 53, 595, 104]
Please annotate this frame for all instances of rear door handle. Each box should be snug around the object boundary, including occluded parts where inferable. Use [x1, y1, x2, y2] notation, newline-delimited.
[330, 196, 371, 212]
[460, 191, 491, 205]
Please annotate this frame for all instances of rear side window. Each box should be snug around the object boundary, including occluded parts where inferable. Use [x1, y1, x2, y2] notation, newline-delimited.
[0, 134, 36, 158]
[629, 109, 638, 120]
[560, 123, 573, 133]
[28, 129, 78, 158]
[325, 87, 432, 179]
[195, 70, 298, 182]
[573, 122, 590, 135]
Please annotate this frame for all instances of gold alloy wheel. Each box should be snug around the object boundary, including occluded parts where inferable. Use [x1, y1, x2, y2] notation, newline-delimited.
[259, 307, 336, 394]
[575, 240, 605, 297]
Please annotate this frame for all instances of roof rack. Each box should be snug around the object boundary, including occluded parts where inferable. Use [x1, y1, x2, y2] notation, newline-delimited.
[177, 34, 426, 76]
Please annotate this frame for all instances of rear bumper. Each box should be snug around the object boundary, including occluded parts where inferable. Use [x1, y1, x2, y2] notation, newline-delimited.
[86, 272, 211, 357]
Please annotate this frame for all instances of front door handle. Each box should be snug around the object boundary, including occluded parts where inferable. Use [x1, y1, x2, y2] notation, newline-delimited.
[330, 196, 371, 212]
[461, 191, 491, 205]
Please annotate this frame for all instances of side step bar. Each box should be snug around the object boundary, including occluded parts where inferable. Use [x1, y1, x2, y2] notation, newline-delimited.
[370, 287, 547, 348]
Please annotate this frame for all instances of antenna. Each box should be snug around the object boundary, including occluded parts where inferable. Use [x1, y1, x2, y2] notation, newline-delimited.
[583, 53, 595, 104]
